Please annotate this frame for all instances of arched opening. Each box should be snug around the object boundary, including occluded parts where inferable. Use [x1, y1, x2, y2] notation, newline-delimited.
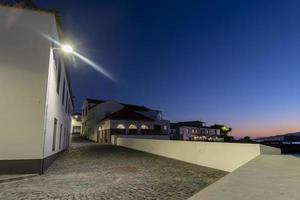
[129, 124, 137, 134]
[140, 124, 149, 134]
[117, 124, 126, 129]
[129, 124, 137, 129]
[141, 124, 149, 129]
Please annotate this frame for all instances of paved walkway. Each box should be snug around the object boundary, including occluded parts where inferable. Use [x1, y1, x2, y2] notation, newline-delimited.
[0, 136, 227, 200]
[189, 155, 300, 200]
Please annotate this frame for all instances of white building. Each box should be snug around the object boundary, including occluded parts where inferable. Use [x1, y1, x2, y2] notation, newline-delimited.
[0, 4, 73, 173]
[81, 98, 170, 143]
[170, 121, 222, 141]
[71, 113, 82, 135]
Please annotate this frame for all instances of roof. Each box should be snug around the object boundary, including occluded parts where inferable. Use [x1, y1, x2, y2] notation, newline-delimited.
[72, 112, 81, 116]
[86, 98, 105, 104]
[121, 103, 150, 112]
[0, 1, 59, 15]
[175, 121, 205, 127]
[85, 98, 152, 112]
[102, 108, 154, 122]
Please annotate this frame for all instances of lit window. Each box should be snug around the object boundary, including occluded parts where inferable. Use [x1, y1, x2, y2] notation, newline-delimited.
[141, 124, 149, 129]
[163, 125, 167, 130]
[117, 124, 126, 129]
[129, 124, 137, 129]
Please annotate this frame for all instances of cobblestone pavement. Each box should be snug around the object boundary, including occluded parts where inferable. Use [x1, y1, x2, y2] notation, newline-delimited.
[0, 136, 227, 200]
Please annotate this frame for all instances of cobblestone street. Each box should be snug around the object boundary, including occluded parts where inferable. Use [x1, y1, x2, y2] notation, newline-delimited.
[0, 136, 227, 200]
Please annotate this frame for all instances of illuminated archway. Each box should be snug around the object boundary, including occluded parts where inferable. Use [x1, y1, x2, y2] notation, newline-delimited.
[117, 124, 126, 129]
[141, 124, 149, 129]
[129, 124, 137, 129]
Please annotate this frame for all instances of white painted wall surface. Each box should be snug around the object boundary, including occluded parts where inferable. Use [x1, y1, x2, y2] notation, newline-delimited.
[0, 5, 72, 160]
[0, 6, 57, 160]
[43, 49, 72, 158]
[116, 138, 281, 172]
[83, 100, 123, 141]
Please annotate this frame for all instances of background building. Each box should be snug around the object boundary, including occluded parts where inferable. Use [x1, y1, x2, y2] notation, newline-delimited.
[170, 121, 226, 141]
[71, 113, 82, 135]
[0, 3, 73, 173]
[81, 98, 170, 143]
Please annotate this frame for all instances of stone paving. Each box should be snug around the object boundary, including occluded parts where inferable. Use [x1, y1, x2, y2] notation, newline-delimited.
[0, 136, 227, 200]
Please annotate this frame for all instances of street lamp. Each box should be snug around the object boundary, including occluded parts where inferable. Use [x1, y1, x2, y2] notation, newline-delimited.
[61, 44, 74, 54]
[52, 44, 74, 54]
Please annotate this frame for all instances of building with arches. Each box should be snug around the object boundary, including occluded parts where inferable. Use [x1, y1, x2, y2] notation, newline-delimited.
[81, 99, 170, 143]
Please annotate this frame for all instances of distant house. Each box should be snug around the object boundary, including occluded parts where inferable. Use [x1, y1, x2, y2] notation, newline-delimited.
[170, 121, 223, 141]
[71, 113, 82, 135]
[81, 98, 170, 143]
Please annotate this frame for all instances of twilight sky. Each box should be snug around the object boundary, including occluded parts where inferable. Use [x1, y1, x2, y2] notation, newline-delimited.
[36, 0, 300, 138]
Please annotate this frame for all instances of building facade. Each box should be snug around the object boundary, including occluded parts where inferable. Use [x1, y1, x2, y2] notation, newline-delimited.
[170, 121, 223, 141]
[0, 4, 73, 173]
[81, 99, 170, 143]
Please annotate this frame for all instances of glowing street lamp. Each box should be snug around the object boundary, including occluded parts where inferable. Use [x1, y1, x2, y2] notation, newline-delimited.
[61, 44, 74, 54]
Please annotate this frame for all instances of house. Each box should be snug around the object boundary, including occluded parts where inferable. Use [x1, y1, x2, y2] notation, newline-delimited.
[71, 113, 82, 135]
[0, 3, 73, 173]
[170, 121, 222, 141]
[81, 98, 170, 143]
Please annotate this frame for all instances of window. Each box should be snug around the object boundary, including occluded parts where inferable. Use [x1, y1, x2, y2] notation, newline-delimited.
[117, 124, 126, 129]
[52, 118, 57, 151]
[59, 124, 63, 149]
[56, 60, 61, 94]
[64, 128, 66, 148]
[73, 126, 81, 134]
[141, 124, 149, 129]
[65, 92, 68, 112]
[62, 79, 65, 105]
[129, 124, 137, 129]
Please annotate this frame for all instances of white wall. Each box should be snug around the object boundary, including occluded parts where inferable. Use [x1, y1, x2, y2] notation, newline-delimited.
[116, 138, 281, 172]
[82, 100, 123, 141]
[0, 6, 58, 160]
[0, 5, 72, 160]
[43, 49, 72, 158]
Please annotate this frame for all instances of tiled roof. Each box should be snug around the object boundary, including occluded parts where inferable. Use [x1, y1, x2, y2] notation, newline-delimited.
[0, 1, 58, 14]
[86, 98, 105, 104]
[121, 103, 150, 112]
[102, 108, 154, 122]
[175, 121, 205, 127]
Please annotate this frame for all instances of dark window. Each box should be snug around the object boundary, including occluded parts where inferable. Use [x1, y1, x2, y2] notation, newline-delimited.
[56, 59, 61, 94]
[52, 118, 57, 151]
[64, 128, 67, 148]
[65, 92, 68, 112]
[59, 124, 63, 149]
[62, 79, 65, 105]
[154, 125, 162, 131]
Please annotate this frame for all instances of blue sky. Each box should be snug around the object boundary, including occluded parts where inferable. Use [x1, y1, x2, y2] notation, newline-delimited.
[36, 0, 300, 137]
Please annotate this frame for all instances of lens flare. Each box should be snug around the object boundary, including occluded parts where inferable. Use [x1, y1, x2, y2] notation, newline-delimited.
[40, 33, 115, 81]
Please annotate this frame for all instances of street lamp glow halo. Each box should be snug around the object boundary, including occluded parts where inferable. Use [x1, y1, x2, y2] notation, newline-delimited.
[61, 44, 74, 53]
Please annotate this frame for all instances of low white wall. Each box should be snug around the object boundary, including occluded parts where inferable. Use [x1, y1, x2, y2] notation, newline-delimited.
[116, 138, 280, 172]
[111, 135, 170, 145]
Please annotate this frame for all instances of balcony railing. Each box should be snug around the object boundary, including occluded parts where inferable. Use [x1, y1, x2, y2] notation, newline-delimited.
[110, 129, 167, 135]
